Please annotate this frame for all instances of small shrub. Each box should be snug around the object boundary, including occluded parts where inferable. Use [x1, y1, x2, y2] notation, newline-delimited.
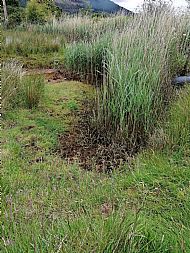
[21, 75, 45, 109]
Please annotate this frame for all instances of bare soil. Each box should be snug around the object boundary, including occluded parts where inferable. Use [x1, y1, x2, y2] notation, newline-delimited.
[56, 109, 133, 172]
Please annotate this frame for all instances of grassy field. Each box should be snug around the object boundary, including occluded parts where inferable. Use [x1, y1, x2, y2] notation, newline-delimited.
[2, 81, 190, 252]
[1, 10, 190, 253]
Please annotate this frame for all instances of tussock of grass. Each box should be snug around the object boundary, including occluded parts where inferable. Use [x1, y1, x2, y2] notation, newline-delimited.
[21, 75, 45, 109]
[2, 61, 45, 110]
[64, 36, 110, 83]
[1, 60, 23, 110]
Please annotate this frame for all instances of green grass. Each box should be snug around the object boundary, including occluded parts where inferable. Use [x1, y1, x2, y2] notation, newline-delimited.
[2, 80, 190, 253]
[64, 36, 110, 83]
[30, 14, 130, 43]
[2, 62, 45, 110]
[1, 30, 65, 68]
[2, 11, 190, 253]
[1, 53, 65, 68]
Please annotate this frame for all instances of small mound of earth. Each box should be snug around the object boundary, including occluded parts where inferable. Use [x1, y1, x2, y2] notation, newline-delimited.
[56, 111, 134, 172]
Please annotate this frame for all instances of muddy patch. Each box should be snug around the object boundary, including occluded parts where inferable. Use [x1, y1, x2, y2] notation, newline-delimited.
[25, 68, 88, 84]
[25, 68, 103, 85]
[56, 110, 133, 172]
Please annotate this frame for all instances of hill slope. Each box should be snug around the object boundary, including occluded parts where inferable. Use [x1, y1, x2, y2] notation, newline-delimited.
[55, 0, 132, 14]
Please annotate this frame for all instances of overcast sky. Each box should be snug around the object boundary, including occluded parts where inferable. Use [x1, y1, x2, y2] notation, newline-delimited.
[113, 0, 188, 12]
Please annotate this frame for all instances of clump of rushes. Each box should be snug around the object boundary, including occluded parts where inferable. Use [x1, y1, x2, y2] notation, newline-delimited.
[64, 35, 111, 83]
[2, 61, 45, 110]
[95, 11, 189, 150]
[21, 74, 45, 109]
[1, 60, 23, 110]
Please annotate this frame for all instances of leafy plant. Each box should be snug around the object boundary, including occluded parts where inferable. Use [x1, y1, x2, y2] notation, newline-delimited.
[25, 0, 51, 24]
[67, 101, 79, 111]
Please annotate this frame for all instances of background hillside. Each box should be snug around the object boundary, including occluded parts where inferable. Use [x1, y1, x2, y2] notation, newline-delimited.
[55, 0, 132, 14]
[18, 0, 132, 14]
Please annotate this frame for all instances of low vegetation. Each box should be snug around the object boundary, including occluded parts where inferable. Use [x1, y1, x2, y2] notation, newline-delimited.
[2, 61, 45, 110]
[1, 6, 190, 253]
[1, 30, 65, 68]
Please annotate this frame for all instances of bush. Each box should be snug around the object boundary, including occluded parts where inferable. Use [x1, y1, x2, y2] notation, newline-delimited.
[7, 6, 25, 27]
[25, 0, 51, 24]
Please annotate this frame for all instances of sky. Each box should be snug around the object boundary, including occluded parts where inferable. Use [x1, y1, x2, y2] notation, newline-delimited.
[113, 0, 189, 12]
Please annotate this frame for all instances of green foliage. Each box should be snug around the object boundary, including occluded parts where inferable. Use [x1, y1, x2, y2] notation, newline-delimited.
[94, 11, 189, 148]
[2, 11, 190, 253]
[67, 101, 79, 111]
[25, 0, 51, 24]
[32, 14, 130, 43]
[169, 29, 190, 75]
[7, 6, 25, 27]
[2, 81, 190, 253]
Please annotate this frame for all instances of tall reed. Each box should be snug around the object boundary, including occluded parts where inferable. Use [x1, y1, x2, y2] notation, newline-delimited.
[95, 11, 189, 148]
[21, 75, 45, 109]
[64, 35, 111, 83]
[29, 14, 130, 42]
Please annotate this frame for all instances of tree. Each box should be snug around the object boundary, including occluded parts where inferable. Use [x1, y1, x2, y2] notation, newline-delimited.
[37, 0, 61, 15]
[2, 0, 8, 24]
[25, 0, 50, 24]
